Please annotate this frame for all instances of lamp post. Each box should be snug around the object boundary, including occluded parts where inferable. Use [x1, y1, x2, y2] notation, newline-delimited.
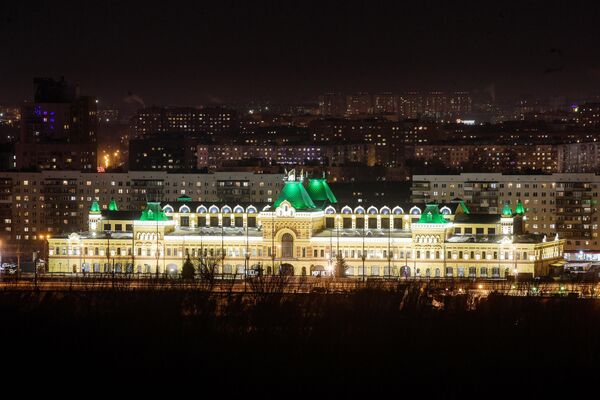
[361, 216, 366, 283]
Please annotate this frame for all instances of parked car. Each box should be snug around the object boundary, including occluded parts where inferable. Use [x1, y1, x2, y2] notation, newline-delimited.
[0, 263, 17, 274]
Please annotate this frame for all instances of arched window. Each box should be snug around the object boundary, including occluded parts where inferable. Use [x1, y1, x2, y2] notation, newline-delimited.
[163, 205, 174, 213]
[246, 206, 257, 214]
[380, 206, 391, 215]
[367, 206, 378, 215]
[281, 233, 294, 259]
[179, 205, 190, 213]
[209, 205, 219, 214]
[196, 205, 207, 213]
[341, 206, 352, 214]
[233, 205, 244, 213]
[392, 206, 404, 215]
[325, 206, 336, 214]
[222, 205, 232, 213]
[354, 206, 365, 214]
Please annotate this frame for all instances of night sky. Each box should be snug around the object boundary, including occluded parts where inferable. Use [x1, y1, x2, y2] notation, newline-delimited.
[2, 1, 600, 105]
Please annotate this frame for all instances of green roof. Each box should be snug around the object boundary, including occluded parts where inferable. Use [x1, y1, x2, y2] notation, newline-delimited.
[273, 181, 316, 210]
[306, 178, 338, 204]
[89, 201, 101, 213]
[108, 198, 118, 211]
[515, 199, 525, 215]
[501, 203, 513, 217]
[459, 200, 470, 214]
[139, 202, 169, 221]
[417, 204, 449, 224]
[177, 194, 192, 202]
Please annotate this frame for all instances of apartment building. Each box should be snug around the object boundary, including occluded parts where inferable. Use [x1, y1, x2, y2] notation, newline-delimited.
[0, 170, 283, 257]
[412, 173, 600, 258]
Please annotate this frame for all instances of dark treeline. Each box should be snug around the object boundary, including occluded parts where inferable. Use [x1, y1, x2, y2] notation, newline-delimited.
[2, 284, 599, 397]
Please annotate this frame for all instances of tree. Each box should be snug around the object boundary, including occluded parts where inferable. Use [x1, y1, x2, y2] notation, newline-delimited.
[334, 254, 348, 278]
[181, 255, 195, 280]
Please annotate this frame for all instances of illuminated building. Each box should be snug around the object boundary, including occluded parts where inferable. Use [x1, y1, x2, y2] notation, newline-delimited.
[16, 77, 97, 171]
[48, 170, 563, 278]
[412, 173, 600, 259]
[131, 106, 238, 137]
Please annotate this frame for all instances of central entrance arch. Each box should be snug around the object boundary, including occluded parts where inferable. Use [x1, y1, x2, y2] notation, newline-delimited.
[281, 233, 294, 259]
[280, 263, 294, 276]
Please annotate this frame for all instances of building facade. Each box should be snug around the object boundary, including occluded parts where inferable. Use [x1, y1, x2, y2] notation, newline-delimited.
[48, 172, 563, 278]
[412, 173, 600, 258]
[0, 170, 284, 257]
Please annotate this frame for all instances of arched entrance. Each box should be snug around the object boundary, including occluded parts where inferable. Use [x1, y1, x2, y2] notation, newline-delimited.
[281, 233, 294, 259]
[280, 263, 294, 276]
[166, 264, 179, 275]
[311, 265, 326, 277]
[400, 266, 411, 278]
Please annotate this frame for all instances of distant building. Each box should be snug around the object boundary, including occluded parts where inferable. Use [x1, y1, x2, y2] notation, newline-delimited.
[318, 93, 346, 116]
[15, 77, 98, 171]
[130, 106, 238, 137]
[129, 134, 200, 171]
[576, 103, 600, 128]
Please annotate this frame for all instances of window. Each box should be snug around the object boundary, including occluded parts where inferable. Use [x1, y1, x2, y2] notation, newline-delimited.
[180, 216, 190, 227]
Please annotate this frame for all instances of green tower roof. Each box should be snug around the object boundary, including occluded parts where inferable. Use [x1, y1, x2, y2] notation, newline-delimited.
[501, 203, 513, 217]
[177, 194, 192, 202]
[459, 200, 470, 214]
[417, 204, 449, 224]
[139, 202, 169, 221]
[108, 198, 118, 211]
[306, 178, 338, 204]
[273, 181, 316, 210]
[89, 201, 101, 213]
[515, 199, 525, 215]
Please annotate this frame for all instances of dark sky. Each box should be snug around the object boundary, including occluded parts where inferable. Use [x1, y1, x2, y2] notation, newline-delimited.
[2, 1, 600, 106]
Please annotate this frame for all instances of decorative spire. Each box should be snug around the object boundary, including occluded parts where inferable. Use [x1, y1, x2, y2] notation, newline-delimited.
[501, 202, 513, 217]
[515, 199, 525, 215]
[108, 198, 118, 211]
[89, 200, 101, 213]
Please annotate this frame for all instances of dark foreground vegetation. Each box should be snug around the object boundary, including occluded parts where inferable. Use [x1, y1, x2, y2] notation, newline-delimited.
[2, 283, 599, 397]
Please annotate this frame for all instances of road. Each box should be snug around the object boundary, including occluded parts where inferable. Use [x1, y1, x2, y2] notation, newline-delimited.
[1, 272, 599, 298]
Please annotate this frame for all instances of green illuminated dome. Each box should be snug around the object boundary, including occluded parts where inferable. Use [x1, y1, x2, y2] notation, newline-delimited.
[177, 194, 192, 202]
[501, 203, 513, 217]
[108, 198, 118, 211]
[274, 181, 316, 210]
[140, 202, 169, 221]
[515, 199, 525, 215]
[89, 201, 101, 213]
[306, 178, 338, 205]
[417, 204, 449, 224]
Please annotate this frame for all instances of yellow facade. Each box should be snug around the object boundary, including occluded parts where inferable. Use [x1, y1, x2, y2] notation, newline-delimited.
[48, 198, 564, 279]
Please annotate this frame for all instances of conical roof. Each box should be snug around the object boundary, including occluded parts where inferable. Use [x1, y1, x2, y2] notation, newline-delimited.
[515, 199, 525, 215]
[306, 178, 338, 204]
[501, 202, 513, 217]
[89, 201, 101, 213]
[274, 181, 316, 210]
[108, 198, 118, 211]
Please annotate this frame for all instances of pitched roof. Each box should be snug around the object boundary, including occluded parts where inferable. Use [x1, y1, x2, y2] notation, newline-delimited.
[273, 181, 316, 210]
[306, 178, 338, 204]
[417, 204, 449, 224]
[140, 202, 170, 221]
